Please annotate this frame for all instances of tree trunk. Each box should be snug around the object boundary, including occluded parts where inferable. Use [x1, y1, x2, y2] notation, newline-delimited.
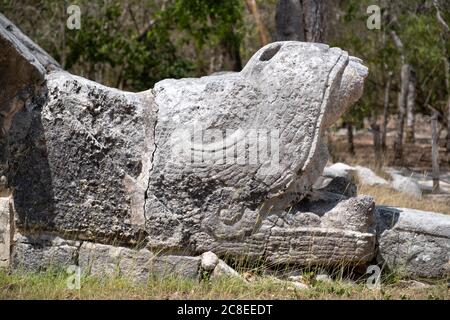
[276, 0, 327, 42]
[347, 122, 355, 156]
[405, 68, 416, 143]
[382, 71, 392, 152]
[218, 30, 242, 72]
[208, 12, 242, 73]
[371, 122, 382, 170]
[245, 0, 270, 46]
[391, 31, 409, 163]
[325, 128, 337, 163]
[447, 96, 450, 153]
[431, 111, 440, 193]
[394, 64, 410, 163]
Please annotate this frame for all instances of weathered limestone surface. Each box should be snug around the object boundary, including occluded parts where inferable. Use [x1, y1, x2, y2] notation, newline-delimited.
[201, 251, 219, 271]
[5, 14, 448, 279]
[0, 197, 10, 267]
[9, 71, 154, 243]
[145, 42, 369, 261]
[1, 14, 374, 268]
[79, 242, 200, 280]
[12, 234, 80, 271]
[12, 234, 201, 281]
[376, 206, 450, 278]
[0, 14, 59, 182]
[190, 192, 377, 265]
[212, 259, 240, 279]
[1, 16, 153, 243]
[388, 171, 422, 199]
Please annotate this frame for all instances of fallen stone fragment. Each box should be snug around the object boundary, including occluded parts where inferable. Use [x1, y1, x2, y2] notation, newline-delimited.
[0, 197, 10, 268]
[323, 163, 357, 181]
[376, 206, 450, 278]
[354, 166, 389, 186]
[398, 280, 431, 289]
[291, 282, 309, 290]
[323, 163, 389, 187]
[11, 234, 80, 271]
[211, 260, 240, 279]
[201, 251, 219, 272]
[315, 274, 333, 283]
[389, 173, 422, 199]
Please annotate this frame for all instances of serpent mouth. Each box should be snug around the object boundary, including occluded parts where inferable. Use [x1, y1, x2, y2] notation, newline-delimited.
[322, 56, 368, 129]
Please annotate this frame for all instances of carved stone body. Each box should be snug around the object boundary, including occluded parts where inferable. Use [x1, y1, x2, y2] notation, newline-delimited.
[2, 14, 448, 279]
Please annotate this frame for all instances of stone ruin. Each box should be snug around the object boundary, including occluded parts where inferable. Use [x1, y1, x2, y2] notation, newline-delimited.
[0, 13, 449, 281]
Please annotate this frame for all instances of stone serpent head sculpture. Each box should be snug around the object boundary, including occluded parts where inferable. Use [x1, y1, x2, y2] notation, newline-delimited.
[1, 13, 370, 266]
[146, 41, 368, 251]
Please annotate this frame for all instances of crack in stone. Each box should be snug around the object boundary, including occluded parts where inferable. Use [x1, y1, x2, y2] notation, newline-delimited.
[143, 89, 159, 223]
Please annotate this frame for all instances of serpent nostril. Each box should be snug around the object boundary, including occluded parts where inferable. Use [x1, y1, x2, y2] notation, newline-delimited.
[259, 44, 282, 61]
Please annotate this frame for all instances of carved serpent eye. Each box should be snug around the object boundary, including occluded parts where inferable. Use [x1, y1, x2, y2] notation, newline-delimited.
[259, 43, 282, 61]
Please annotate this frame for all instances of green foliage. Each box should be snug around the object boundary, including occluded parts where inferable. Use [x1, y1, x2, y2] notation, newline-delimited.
[161, 0, 245, 73]
[2, 0, 448, 122]
[1, 0, 243, 90]
[165, 0, 244, 50]
[330, 0, 450, 127]
[63, 0, 195, 90]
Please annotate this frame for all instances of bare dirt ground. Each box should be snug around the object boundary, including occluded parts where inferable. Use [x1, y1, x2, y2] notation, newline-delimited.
[330, 115, 450, 214]
[331, 116, 449, 172]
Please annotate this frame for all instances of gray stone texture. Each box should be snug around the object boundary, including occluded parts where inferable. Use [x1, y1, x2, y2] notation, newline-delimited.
[79, 242, 201, 281]
[145, 42, 369, 263]
[376, 206, 450, 278]
[7, 15, 448, 281]
[11, 234, 201, 281]
[8, 72, 154, 243]
[211, 259, 240, 279]
[2, 25, 374, 268]
[201, 251, 219, 271]
[2, 14, 449, 279]
[0, 13, 59, 183]
[11, 234, 79, 271]
[0, 197, 11, 267]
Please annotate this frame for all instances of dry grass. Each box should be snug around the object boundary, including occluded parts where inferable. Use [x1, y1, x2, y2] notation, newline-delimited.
[0, 269, 448, 300]
[358, 184, 450, 215]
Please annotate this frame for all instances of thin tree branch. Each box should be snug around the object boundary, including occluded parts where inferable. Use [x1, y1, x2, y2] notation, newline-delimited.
[433, 0, 450, 33]
[245, 0, 270, 46]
